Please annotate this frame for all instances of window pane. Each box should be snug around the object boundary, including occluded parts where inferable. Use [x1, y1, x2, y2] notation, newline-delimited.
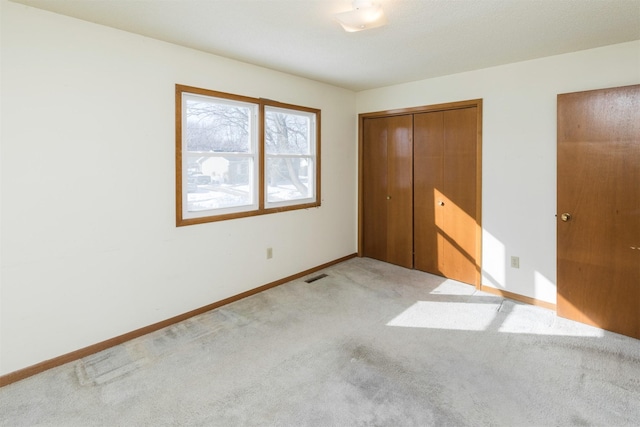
[185, 97, 252, 153]
[265, 108, 312, 155]
[266, 157, 313, 203]
[187, 156, 254, 212]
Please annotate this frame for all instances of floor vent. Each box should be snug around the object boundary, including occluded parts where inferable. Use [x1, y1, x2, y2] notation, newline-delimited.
[305, 273, 328, 283]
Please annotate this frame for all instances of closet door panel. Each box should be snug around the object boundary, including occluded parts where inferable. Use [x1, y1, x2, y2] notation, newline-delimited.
[362, 115, 413, 268]
[414, 112, 444, 274]
[362, 117, 389, 262]
[442, 107, 478, 284]
[386, 115, 414, 268]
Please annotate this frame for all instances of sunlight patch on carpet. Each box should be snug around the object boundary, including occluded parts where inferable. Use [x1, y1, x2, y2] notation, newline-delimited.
[386, 299, 606, 337]
[386, 301, 500, 331]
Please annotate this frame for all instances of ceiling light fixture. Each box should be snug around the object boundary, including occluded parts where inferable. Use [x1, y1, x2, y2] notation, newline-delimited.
[335, 0, 387, 33]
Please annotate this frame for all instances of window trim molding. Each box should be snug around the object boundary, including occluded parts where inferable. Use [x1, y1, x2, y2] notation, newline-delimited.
[175, 84, 321, 227]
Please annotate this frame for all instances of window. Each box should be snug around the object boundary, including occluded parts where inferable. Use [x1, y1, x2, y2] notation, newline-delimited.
[181, 92, 259, 218]
[264, 106, 317, 208]
[176, 85, 320, 226]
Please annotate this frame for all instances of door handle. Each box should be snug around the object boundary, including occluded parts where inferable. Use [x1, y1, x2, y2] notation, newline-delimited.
[560, 213, 572, 222]
[438, 200, 445, 206]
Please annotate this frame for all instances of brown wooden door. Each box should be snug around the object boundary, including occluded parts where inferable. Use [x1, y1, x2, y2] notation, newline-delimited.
[414, 111, 444, 274]
[362, 115, 414, 268]
[557, 85, 640, 339]
[414, 107, 479, 285]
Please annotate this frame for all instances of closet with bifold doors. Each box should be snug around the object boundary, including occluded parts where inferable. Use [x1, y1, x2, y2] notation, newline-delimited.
[359, 100, 482, 287]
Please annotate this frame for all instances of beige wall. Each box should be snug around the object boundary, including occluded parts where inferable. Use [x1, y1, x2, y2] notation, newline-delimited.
[0, 1, 357, 375]
[357, 40, 640, 304]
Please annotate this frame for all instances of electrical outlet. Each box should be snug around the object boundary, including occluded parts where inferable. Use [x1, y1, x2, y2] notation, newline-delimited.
[510, 256, 520, 269]
[266, 247, 273, 259]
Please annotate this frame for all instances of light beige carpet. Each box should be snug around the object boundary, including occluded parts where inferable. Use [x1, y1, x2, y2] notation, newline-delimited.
[1, 257, 639, 426]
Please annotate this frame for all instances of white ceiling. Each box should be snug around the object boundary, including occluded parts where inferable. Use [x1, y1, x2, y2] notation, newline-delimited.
[11, 0, 640, 91]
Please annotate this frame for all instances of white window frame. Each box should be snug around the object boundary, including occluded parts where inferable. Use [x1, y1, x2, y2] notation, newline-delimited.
[180, 93, 259, 221]
[264, 106, 318, 209]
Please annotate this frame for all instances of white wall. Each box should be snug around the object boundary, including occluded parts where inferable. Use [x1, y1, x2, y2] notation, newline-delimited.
[0, 1, 357, 375]
[357, 40, 640, 305]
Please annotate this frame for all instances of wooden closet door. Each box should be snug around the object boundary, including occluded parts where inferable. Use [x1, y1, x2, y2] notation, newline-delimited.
[443, 107, 478, 285]
[363, 117, 388, 262]
[557, 85, 640, 339]
[414, 107, 478, 285]
[414, 112, 444, 274]
[362, 115, 414, 268]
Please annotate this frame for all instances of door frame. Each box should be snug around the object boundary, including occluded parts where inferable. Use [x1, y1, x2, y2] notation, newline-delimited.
[358, 99, 483, 288]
